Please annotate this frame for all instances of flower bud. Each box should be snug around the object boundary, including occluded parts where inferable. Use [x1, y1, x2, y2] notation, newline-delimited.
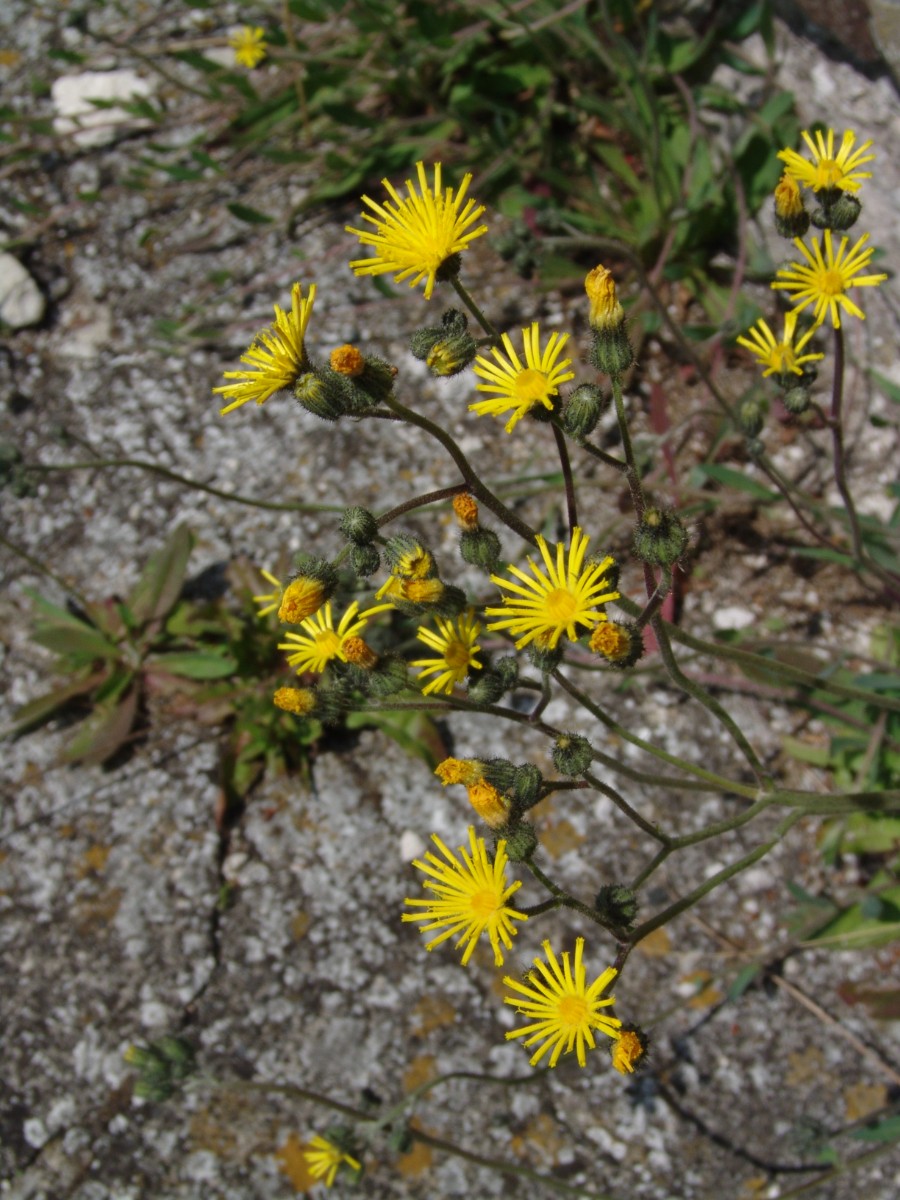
[773, 174, 809, 238]
[552, 732, 594, 776]
[294, 369, 348, 421]
[585, 264, 633, 377]
[452, 492, 480, 532]
[278, 558, 337, 623]
[500, 820, 537, 862]
[481, 757, 519, 793]
[385, 534, 434, 579]
[426, 330, 477, 377]
[739, 398, 765, 438]
[611, 1025, 650, 1075]
[590, 619, 644, 669]
[512, 763, 543, 809]
[467, 778, 510, 828]
[312, 680, 350, 724]
[595, 883, 639, 929]
[812, 189, 862, 232]
[493, 656, 519, 690]
[561, 383, 608, 441]
[350, 543, 381, 576]
[466, 668, 508, 705]
[460, 528, 502, 572]
[342, 355, 397, 409]
[273, 686, 318, 715]
[367, 654, 410, 697]
[330, 344, 366, 377]
[633, 506, 688, 567]
[340, 506, 379, 544]
[436, 757, 484, 786]
[782, 385, 811, 415]
[342, 635, 379, 670]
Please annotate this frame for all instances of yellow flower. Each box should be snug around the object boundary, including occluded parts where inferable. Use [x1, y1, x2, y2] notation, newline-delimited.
[213, 282, 316, 415]
[403, 825, 527, 966]
[487, 528, 619, 650]
[470, 322, 574, 433]
[452, 492, 480, 532]
[735, 311, 823, 378]
[303, 1134, 360, 1188]
[273, 687, 317, 716]
[346, 161, 488, 300]
[435, 757, 484, 786]
[411, 611, 483, 695]
[229, 26, 267, 70]
[585, 264, 625, 331]
[611, 1028, 648, 1075]
[252, 568, 283, 618]
[466, 779, 509, 828]
[278, 601, 390, 673]
[772, 229, 888, 329]
[777, 128, 874, 193]
[503, 937, 621, 1068]
[278, 576, 328, 625]
[774, 174, 804, 220]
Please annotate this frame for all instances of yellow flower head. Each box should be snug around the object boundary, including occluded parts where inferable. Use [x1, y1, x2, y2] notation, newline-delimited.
[342, 635, 378, 668]
[252, 568, 284, 618]
[735, 311, 823, 378]
[278, 576, 328, 625]
[229, 26, 267, 70]
[330, 344, 365, 377]
[412, 611, 483, 695]
[487, 528, 619, 650]
[347, 161, 488, 300]
[452, 493, 480, 532]
[214, 282, 316, 415]
[471, 322, 574, 433]
[273, 687, 317, 716]
[585, 264, 625, 331]
[402, 578, 445, 605]
[303, 1134, 361, 1188]
[774, 174, 804, 220]
[466, 779, 509, 828]
[278, 600, 389, 673]
[503, 937, 621, 1068]
[777, 128, 874, 193]
[590, 619, 636, 663]
[403, 825, 528, 966]
[611, 1028, 648, 1075]
[435, 757, 484, 786]
[772, 229, 888, 329]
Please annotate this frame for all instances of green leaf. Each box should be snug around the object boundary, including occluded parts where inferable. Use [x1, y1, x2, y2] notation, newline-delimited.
[2, 673, 106, 739]
[803, 885, 900, 950]
[691, 463, 779, 501]
[146, 650, 238, 679]
[849, 1115, 900, 1143]
[61, 683, 139, 765]
[226, 202, 275, 225]
[727, 963, 761, 1000]
[128, 525, 194, 625]
[869, 369, 900, 405]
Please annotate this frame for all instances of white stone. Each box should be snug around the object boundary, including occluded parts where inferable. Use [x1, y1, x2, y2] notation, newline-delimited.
[711, 604, 755, 630]
[0, 252, 45, 328]
[399, 828, 426, 861]
[52, 70, 156, 148]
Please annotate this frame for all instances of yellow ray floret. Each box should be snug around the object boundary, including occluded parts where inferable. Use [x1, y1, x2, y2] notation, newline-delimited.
[503, 937, 621, 1068]
[771, 230, 887, 329]
[346, 161, 488, 300]
[471, 322, 574, 433]
[278, 600, 391, 674]
[486, 527, 618, 650]
[213, 282, 316, 415]
[403, 825, 527, 966]
[411, 611, 482, 695]
[777, 127, 874, 193]
[735, 311, 823, 378]
[303, 1134, 360, 1188]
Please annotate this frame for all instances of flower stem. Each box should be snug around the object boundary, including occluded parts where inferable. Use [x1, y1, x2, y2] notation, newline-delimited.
[449, 276, 500, 340]
[551, 422, 578, 532]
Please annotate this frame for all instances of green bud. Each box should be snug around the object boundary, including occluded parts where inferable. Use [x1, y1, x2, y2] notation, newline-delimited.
[291, 553, 338, 594]
[513, 763, 543, 809]
[493, 656, 519, 690]
[340, 506, 379, 544]
[482, 757, 519, 794]
[812, 189, 861, 232]
[500, 820, 537, 862]
[746, 436, 765, 459]
[552, 732, 594, 776]
[774, 209, 810, 239]
[589, 327, 634, 378]
[466, 669, 507, 705]
[384, 533, 435, 577]
[344, 356, 397, 409]
[459, 527, 502, 572]
[433, 583, 467, 618]
[350, 543, 381, 576]
[633, 506, 689, 567]
[739, 398, 765, 438]
[367, 654, 411, 697]
[410, 326, 442, 361]
[528, 639, 564, 672]
[315, 679, 353, 724]
[155, 1037, 196, 1077]
[294, 369, 348, 421]
[782, 385, 811, 415]
[594, 883, 639, 929]
[561, 383, 608, 441]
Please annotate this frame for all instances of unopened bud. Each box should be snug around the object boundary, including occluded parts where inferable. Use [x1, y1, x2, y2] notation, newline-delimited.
[294, 369, 348, 421]
[561, 383, 608, 441]
[739, 398, 765, 438]
[340, 506, 379, 544]
[500, 821, 537, 862]
[773, 174, 809, 238]
[590, 619, 644, 669]
[460, 527, 502, 572]
[633, 506, 688, 566]
[782, 385, 812, 415]
[350, 543, 381, 576]
[595, 883, 639, 929]
[552, 732, 594, 776]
